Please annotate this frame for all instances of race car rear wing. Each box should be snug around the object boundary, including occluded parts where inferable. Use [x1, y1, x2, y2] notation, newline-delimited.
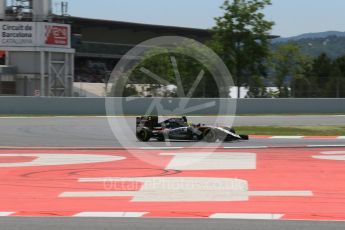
[136, 116, 159, 129]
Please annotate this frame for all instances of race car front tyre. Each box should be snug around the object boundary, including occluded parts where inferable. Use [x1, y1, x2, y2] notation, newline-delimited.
[136, 128, 152, 142]
[239, 135, 249, 140]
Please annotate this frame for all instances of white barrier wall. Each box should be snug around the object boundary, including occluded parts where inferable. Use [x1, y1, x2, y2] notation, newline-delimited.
[1, 97, 345, 115]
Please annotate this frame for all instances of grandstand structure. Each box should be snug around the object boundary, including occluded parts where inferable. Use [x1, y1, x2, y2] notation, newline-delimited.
[68, 17, 211, 90]
[0, 0, 210, 96]
[68, 17, 211, 96]
[67, 17, 210, 97]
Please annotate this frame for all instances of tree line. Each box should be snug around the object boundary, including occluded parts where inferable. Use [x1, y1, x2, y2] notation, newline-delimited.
[120, 0, 345, 98]
[248, 45, 345, 98]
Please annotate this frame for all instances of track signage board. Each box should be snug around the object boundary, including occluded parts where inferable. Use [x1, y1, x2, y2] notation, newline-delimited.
[0, 22, 36, 46]
[0, 21, 71, 48]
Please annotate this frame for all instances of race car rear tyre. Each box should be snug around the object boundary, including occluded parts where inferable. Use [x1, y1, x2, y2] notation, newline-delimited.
[203, 128, 217, 143]
[136, 129, 152, 142]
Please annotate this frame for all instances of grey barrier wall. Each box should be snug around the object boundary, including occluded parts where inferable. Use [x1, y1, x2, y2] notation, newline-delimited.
[1, 97, 345, 115]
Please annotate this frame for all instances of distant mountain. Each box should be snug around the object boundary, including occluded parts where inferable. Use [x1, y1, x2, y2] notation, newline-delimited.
[272, 31, 345, 43]
[271, 31, 345, 59]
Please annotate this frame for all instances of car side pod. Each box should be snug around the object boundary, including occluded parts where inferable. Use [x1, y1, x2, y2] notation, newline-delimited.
[203, 128, 218, 143]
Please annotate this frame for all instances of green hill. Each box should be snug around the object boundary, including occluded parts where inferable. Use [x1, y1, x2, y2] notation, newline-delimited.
[272, 31, 345, 59]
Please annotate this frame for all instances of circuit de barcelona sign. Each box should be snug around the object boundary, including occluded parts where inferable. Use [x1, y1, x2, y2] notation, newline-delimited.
[0, 21, 71, 48]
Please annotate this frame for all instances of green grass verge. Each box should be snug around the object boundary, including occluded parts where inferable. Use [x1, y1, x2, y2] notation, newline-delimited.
[235, 126, 345, 136]
[237, 113, 345, 116]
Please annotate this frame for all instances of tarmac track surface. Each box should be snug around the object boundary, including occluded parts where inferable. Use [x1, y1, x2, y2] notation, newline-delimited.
[1, 217, 344, 230]
[1, 116, 345, 230]
[0, 116, 344, 147]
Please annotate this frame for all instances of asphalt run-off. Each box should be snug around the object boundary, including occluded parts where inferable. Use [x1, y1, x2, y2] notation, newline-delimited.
[1, 147, 345, 221]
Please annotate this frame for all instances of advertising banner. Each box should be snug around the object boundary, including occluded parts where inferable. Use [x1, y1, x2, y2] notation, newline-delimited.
[44, 24, 69, 46]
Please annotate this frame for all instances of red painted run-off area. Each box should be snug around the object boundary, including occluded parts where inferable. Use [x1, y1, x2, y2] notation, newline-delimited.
[0, 148, 345, 220]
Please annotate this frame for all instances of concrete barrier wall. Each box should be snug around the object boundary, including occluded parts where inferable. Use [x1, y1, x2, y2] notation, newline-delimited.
[237, 98, 345, 114]
[1, 97, 345, 115]
[0, 97, 106, 115]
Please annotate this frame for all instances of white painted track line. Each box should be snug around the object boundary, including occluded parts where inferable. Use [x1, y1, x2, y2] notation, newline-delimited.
[319, 151, 345, 155]
[161, 152, 256, 170]
[74, 212, 148, 218]
[0, 212, 14, 216]
[210, 213, 284, 220]
[313, 155, 345, 161]
[61, 190, 313, 202]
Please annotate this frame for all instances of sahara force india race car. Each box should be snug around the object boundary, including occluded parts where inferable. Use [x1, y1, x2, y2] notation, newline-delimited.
[136, 116, 249, 143]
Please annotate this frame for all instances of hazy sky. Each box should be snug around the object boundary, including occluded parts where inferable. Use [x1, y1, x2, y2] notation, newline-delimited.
[65, 0, 345, 37]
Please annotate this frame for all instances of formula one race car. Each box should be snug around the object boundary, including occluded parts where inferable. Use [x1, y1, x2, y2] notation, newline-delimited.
[136, 116, 249, 142]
